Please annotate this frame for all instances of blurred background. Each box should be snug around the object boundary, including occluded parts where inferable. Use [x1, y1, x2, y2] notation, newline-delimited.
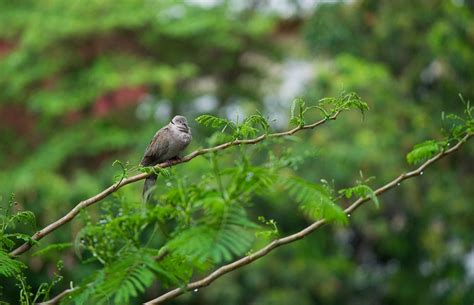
[0, 0, 473, 304]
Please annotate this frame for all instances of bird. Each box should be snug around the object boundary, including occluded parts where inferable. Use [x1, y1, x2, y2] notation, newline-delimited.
[140, 115, 192, 201]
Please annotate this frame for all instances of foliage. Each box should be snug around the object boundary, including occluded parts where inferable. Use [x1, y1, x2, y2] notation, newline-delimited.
[67, 251, 174, 305]
[12, 96, 364, 304]
[0, 250, 25, 278]
[284, 176, 347, 224]
[290, 92, 367, 126]
[0, 195, 33, 279]
[406, 140, 444, 165]
[196, 111, 270, 139]
[407, 99, 474, 164]
[0, 195, 64, 304]
[32, 243, 72, 257]
[298, 2, 474, 305]
[165, 205, 257, 263]
[339, 184, 379, 208]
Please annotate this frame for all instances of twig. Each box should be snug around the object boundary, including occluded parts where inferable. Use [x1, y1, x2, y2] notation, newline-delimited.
[10, 112, 341, 257]
[143, 133, 473, 304]
[37, 287, 77, 305]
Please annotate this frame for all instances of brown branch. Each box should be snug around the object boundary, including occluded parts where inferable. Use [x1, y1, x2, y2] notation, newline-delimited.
[143, 133, 473, 304]
[37, 287, 77, 305]
[10, 112, 341, 257]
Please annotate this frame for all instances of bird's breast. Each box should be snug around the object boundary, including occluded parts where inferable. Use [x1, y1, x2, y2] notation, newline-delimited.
[165, 130, 191, 158]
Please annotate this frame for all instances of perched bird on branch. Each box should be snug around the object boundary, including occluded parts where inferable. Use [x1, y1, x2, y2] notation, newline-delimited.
[140, 115, 192, 201]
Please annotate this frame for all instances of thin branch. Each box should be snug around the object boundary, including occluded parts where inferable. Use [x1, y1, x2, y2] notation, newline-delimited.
[10, 112, 341, 257]
[143, 133, 473, 304]
[37, 287, 77, 305]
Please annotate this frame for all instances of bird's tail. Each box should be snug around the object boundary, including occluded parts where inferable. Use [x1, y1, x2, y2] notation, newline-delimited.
[143, 173, 158, 202]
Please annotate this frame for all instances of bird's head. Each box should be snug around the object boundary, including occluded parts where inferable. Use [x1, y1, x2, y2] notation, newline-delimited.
[171, 115, 190, 132]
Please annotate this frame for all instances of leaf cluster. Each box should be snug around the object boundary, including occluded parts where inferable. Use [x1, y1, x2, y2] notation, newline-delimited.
[24, 97, 375, 304]
[67, 146, 283, 303]
[406, 98, 474, 165]
[196, 111, 270, 140]
[67, 250, 176, 305]
[0, 195, 65, 304]
[339, 184, 379, 208]
[0, 194, 36, 279]
[290, 92, 368, 126]
[283, 176, 348, 224]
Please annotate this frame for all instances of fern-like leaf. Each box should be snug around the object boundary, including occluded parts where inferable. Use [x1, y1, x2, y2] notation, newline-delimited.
[290, 98, 306, 126]
[339, 92, 368, 116]
[166, 205, 256, 264]
[339, 184, 380, 208]
[195, 114, 231, 129]
[319, 92, 368, 117]
[284, 176, 347, 224]
[300, 200, 348, 224]
[69, 251, 174, 305]
[0, 250, 26, 278]
[224, 165, 277, 197]
[33, 242, 72, 257]
[0, 233, 15, 249]
[406, 140, 443, 165]
[243, 113, 270, 133]
[7, 211, 36, 229]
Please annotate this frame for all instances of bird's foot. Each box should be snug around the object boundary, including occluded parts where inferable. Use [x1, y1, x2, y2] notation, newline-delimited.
[170, 156, 182, 162]
[163, 157, 179, 167]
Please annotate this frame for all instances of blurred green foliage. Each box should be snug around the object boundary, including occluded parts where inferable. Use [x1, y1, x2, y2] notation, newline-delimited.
[0, 0, 473, 304]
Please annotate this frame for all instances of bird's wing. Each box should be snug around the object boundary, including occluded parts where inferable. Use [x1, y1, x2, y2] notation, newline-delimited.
[140, 126, 170, 166]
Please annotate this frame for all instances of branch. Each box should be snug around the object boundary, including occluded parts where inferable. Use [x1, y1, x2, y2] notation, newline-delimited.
[143, 133, 473, 304]
[10, 112, 341, 257]
[37, 287, 77, 305]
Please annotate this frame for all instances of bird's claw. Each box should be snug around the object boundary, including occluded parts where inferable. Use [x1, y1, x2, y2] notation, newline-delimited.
[171, 156, 182, 162]
[164, 156, 181, 167]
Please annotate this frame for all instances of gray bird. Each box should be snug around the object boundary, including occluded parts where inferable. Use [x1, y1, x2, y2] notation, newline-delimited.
[140, 115, 192, 201]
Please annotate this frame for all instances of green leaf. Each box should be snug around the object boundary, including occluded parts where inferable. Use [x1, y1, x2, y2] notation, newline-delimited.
[300, 200, 348, 224]
[7, 211, 36, 229]
[0, 250, 26, 278]
[406, 140, 442, 165]
[224, 165, 276, 197]
[165, 205, 256, 264]
[195, 114, 230, 129]
[33, 242, 73, 257]
[318, 92, 368, 117]
[0, 233, 15, 250]
[339, 92, 369, 117]
[112, 159, 128, 182]
[244, 113, 270, 133]
[255, 216, 279, 238]
[290, 98, 306, 126]
[239, 123, 258, 138]
[3, 232, 38, 245]
[70, 251, 176, 305]
[284, 176, 347, 224]
[339, 184, 380, 208]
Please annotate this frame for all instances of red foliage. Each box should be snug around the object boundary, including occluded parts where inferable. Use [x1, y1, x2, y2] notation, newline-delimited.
[92, 86, 147, 117]
[0, 104, 39, 145]
[0, 39, 15, 57]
